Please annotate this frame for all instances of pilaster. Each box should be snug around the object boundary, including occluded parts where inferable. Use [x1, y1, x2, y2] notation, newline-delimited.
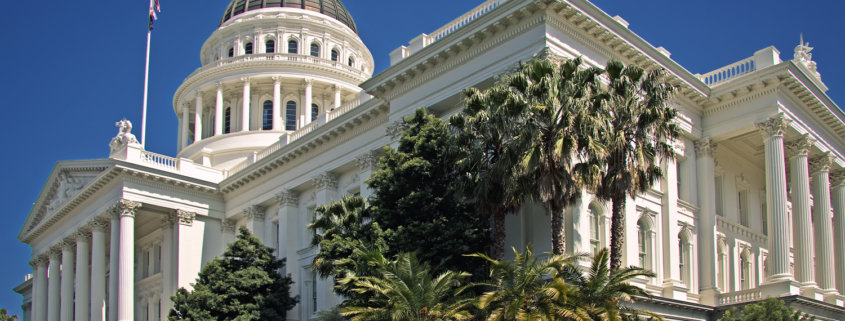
[694, 137, 719, 305]
[355, 151, 379, 198]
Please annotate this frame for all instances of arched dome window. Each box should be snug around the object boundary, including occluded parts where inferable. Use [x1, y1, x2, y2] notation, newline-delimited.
[224, 107, 232, 133]
[348, 56, 354, 67]
[262, 100, 273, 130]
[228, 47, 234, 57]
[288, 40, 298, 54]
[330, 49, 339, 61]
[285, 101, 297, 130]
[265, 39, 275, 54]
[311, 104, 319, 121]
[245, 42, 253, 55]
[310, 43, 320, 57]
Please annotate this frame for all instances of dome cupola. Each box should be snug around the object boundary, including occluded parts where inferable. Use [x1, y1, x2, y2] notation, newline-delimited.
[219, 0, 358, 34]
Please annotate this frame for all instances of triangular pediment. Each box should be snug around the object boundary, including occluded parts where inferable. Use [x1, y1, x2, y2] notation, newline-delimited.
[21, 160, 112, 238]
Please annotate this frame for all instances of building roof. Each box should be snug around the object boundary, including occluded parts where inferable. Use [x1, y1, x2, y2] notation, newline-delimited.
[219, 0, 358, 33]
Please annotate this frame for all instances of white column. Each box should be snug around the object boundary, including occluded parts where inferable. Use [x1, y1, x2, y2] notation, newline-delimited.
[215, 83, 224, 136]
[147, 295, 157, 321]
[160, 214, 175, 320]
[90, 218, 109, 321]
[75, 230, 91, 321]
[661, 156, 681, 294]
[810, 154, 836, 292]
[278, 189, 300, 320]
[180, 106, 190, 150]
[59, 241, 74, 321]
[831, 174, 845, 295]
[313, 172, 339, 309]
[241, 78, 250, 132]
[244, 206, 266, 242]
[108, 213, 119, 321]
[113, 199, 141, 321]
[333, 85, 341, 109]
[756, 115, 792, 281]
[194, 93, 203, 143]
[32, 257, 48, 321]
[787, 135, 815, 286]
[47, 250, 60, 321]
[355, 151, 379, 199]
[303, 79, 313, 127]
[695, 138, 718, 304]
[273, 77, 282, 131]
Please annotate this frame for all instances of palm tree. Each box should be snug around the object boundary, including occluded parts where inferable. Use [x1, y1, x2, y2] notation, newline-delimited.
[0, 309, 18, 321]
[340, 252, 475, 321]
[451, 84, 531, 260]
[310, 195, 379, 277]
[594, 59, 679, 270]
[469, 246, 589, 321]
[509, 57, 606, 255]
[561, 249, 664, 321]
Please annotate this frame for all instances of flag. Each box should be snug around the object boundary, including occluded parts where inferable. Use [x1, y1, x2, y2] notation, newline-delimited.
[148, 0, 161, 31]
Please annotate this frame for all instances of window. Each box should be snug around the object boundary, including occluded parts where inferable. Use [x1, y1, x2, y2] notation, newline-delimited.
[675, 160, 682, 196]
[717, 240, 727, 291]
[224, 107, 231, 133]
[311, 104, 319, 121]
[310, 43, 320, 57]
[637, 218, 650, 269]
[245, 42, 253, 55]
[739, 190, 749, 227]
[761, 202, 768, 235]
[715, 176, 723, 216]
[311, 272, 318, 313]
[588, 204, 600, 255]
[285, 101, 297, 130]
[348, 56, 354, 67]
[262, 100, 273, 130]
[265, 39, 275, 53]
[679, 230, 691, 287]
[330, 49, 339, 61]
[288, 40, 298, 54]
[228, 47, 234, 57]
[740, 252, 751, 290]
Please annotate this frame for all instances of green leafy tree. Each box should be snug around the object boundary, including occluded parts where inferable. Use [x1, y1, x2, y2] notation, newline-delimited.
[561, 249, 663, 321]
[452, 84, 531, 260]
[470, 246, 588, 321]
[367, 108, 490, 275]
[594, 59, 679, 270]
[508, 57, 606, 255]
[169, 226, 297, 321]
[717, 298, 815, 321]
[0, 309, 19, 321]
[340, 251, 474, 321]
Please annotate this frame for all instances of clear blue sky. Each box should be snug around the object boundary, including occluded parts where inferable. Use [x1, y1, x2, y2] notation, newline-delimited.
[1, 0, 843, 315]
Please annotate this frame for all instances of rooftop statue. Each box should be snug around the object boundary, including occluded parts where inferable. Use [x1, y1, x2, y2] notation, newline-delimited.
[109, 118, 140, 153]
[794, 33, 820, 79]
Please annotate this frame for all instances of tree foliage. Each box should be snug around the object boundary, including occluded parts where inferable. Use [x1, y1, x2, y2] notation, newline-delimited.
[169, 227, 297, 321]
[0, 309, 18, 321]
[717, 298, 815, 321]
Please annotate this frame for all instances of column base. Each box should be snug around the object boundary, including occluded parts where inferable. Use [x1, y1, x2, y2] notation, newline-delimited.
[799, 283, 825, 301]
[699, 287, 721, 306]
[820, 289, 845, 306]
[661, 280, 689, 301]
[761, 278, 801, 298]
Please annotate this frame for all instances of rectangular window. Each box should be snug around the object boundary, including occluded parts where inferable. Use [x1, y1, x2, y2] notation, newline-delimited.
[717, 254, 725, 290]
[638, 226, 647, 268]
[761, 202, 768, 235]
[675, 160, 682, 198]
[312, 272, 318, 313]
[739, 191, 749, 227]
[715, 176, 723, 216]
[589, 212, 599, 255]
[154, 245, 161, 274]
[679, 241, 687, 286]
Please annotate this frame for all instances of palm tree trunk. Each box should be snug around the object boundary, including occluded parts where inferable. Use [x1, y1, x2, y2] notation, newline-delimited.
[492, 208, 507, 260]
[550, 202, 565, 255]
[609, 193, 626, 271]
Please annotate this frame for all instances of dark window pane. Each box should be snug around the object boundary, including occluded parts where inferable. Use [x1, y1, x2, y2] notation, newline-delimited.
[263, 100, 273, 130]
[348, 57, 354, 67]
[245, 42, 253, 55]
[288, 40, 298, 54]
[285, 101, 297, 130]
[228, 47, 234, 57]
[266, 40, 275, 53]
[224, 107, 231, 133]
[310, 43, 319, 57]
[311, 104, 319, 120]
[330, 49, 338, 61]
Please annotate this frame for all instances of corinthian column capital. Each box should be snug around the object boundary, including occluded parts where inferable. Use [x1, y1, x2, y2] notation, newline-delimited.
[355, 151, 380, 172]
[176, 210, 196, 226]
[693, 137, 716, 157]
[786, 134, 816, 157]
[244, 205, 264, 220]
[313, 172, 338, 191]
[810, 153, 834, 174]
[756, 114, 791, 139]
[276, 189, 299, 206]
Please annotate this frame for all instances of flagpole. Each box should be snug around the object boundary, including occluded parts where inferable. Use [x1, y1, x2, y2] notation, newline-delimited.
[141, 27, 151, 148]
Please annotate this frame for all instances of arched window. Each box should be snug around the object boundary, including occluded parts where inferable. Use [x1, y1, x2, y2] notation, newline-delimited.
[678, 229, 692, 287]
[285, 101, 297, 130]
[637, 216, 652, 270]
[717, 239, 728, 291]
[265, 39, 275, 53]
[311, 104, 319, 121]
[224, 107, 231, 134]
[245, 42, 253, 55]
[348, 56, 354, 67]
[262, 100, 273, 130]
[288, 40, 298, 54]
[310, 43, 320, 57]
[740, 249, 752, 290]
[228, 47, 234, 57]
[330, 49, 339, 61]
[588, 203, 601, 255]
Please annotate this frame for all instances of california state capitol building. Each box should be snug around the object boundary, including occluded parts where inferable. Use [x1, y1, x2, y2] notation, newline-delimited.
[13, 0, 845, 320]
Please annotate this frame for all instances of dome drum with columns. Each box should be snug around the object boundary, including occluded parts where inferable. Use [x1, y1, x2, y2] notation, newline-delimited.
[173, 0, 373, 169]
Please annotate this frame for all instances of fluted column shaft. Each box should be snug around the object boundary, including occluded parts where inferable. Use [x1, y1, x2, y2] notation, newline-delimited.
[34, 258, 47, 321]
[161, 215, 175, 319]
[241, 79, 250, 132]
[811, 155, 836, 291]
[788, 136, 815, 285]
[831, 176, 845, 295]
[194, 94, 203, 143]
[303, 79, 313, 127]
[90, 219, 108, 321]
[695, 139, 718, 298]
[272, 77, 281, 131]
[60, 243, 74, 321]
[75, 232, 91, 321]
[108, 213, 119, 321]
[114, 199, 141, 321]
[757, 115, 791, 281]
[180, 106, 190, 149]
[47, 252, 60, 321]
[215, 84, 224, 136]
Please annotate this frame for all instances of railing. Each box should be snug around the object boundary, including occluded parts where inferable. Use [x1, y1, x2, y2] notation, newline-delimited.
[141, 151, 178, 170]
[327, 94, 370, 122]
[187, 53, 368, 79]
[430, 0, 508, 42]
[716, 216, 767, 245]
[289, 121, 318, 142]
[718, 288, 762, 305]
[226, 118, 322, 176]
[699, 57, 756, 86]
